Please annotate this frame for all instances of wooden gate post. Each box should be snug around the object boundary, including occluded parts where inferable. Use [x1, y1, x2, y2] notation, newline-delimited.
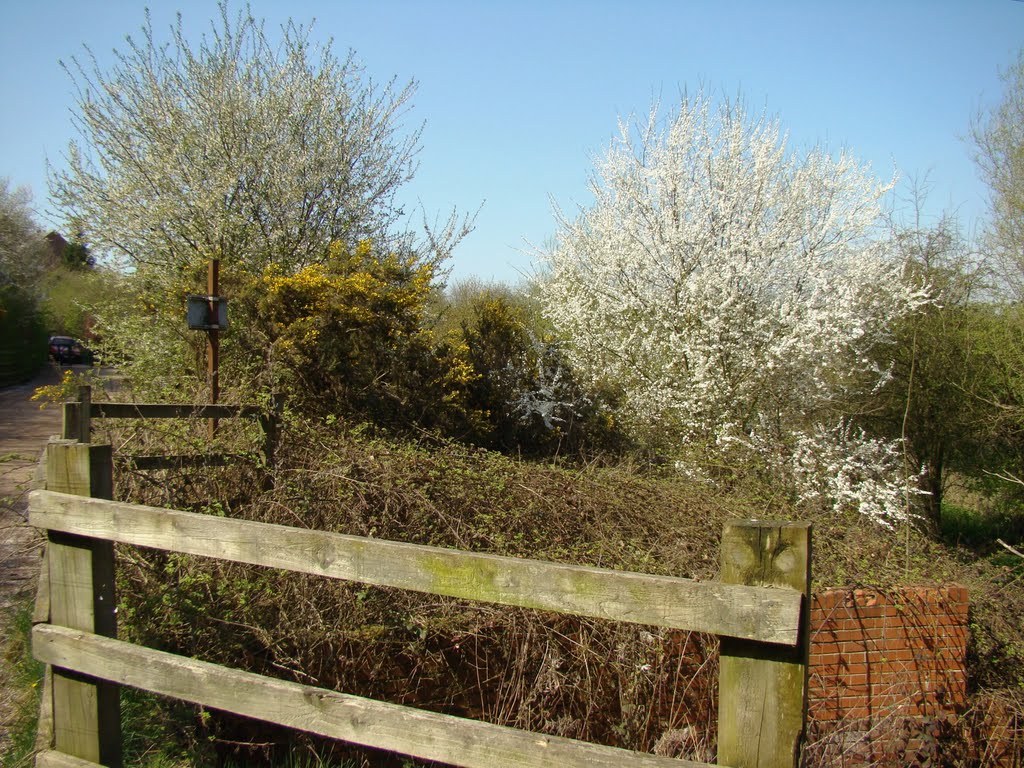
[61, 385, 91, 444]
[45, 439, 122, 766]
[717, 520, 811, 768]
[260, 393, 285, 470]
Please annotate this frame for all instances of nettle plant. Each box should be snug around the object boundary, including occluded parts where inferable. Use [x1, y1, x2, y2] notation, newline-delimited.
[540, 92, 928, 525]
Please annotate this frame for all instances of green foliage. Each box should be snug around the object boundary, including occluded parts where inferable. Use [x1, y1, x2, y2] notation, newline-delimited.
[38, 264, 112, 338]
[0, 600, 45, 768]
[858, 214, 996, 522]
[940, 501, 1024, 552]
[0, 283, 47, 386]
[437, 282, 624, 457]
[61, 237, 94, 270]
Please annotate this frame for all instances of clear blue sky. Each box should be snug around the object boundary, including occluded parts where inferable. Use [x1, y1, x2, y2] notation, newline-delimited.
[2, 0, 1022, 285]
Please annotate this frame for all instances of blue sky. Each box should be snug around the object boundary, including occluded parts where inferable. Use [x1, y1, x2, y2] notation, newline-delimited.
[2, 0, 1022, 285]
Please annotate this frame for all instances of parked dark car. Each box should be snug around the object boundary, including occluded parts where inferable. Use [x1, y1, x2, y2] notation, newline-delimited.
[48, 336, 93, 365]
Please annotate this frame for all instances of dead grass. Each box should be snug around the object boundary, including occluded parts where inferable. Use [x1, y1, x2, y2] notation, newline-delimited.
[106, 414, 1024, 766]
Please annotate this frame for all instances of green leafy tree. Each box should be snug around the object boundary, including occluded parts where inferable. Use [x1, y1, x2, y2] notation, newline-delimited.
[968, 49, 1024, 512]
[0, 180, 49, 383]
[973, 49, 1024, 297]
[861, 213, 996, 523]
[442, 284, 621, 456]
[61, 237, 94, 270]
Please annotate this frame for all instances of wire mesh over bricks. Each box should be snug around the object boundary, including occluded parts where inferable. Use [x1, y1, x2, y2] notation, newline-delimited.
[805, 586, 969, 764]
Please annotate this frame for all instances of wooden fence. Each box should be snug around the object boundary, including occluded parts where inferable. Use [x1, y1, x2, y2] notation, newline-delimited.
[29, 440, 812, 768]
[61, 385, 282, 470]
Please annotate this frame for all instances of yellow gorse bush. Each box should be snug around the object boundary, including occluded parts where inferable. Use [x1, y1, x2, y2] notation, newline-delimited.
[242, 239, 484, 431]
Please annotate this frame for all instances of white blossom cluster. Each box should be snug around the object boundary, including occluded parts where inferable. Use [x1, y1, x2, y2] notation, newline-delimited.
[52, 6, 426, 278]
[791, 422, 924, 528]
[539, 93, 927, 522]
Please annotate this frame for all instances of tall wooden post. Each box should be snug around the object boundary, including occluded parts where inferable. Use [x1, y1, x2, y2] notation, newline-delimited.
[61, 385, 91, 443]
[207, 257, 220, 440]
[718, 520, 811, 768]
[45, 439, 122, 766]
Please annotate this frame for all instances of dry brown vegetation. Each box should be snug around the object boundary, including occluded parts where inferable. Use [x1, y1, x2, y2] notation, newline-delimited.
[96, 412, 1024, 766]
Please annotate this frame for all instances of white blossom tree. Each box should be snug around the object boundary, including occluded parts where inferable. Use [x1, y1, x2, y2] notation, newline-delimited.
[0, 179, 49, 289]
[972, 49, 1024, 298]
[51, 4, 426, 276]
[539, 93, 925, 523]
[50, 3, 468, 397]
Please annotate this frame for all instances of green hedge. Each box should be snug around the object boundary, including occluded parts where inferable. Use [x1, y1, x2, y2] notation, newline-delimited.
[0, 285, 47, 387]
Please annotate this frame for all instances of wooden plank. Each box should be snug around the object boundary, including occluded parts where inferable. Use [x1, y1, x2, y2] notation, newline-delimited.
[32, 445, 48, 491]
[90, 402, 260, 420]
[717, 521, 811, 768]
[32, 546, 50, 625]
[46, 441, 90, 496]
[61, 404, 80, 442]
[260, 393, 285, 470]
[28, 491, 801, 644]
[33, 624, 709, 768]
[43, 444, 121, 768]
[77, 387, 91, 444]
[118, 454, 233, 471]
[35, 748, 101, 767]
[33, 666, 54, 754]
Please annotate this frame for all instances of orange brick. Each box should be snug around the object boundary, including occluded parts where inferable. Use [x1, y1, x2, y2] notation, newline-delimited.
[837, 704, 874, 719]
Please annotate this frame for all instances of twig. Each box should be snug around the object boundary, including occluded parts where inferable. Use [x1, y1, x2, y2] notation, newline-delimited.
[996, 538, 1024, 559]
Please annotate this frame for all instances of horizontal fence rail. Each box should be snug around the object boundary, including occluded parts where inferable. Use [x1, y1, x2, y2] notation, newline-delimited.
[61, 386, 283, 471]
[30, 440, 810, 768]
[29, 490, 801, 644]
[33, 624, 708, 768]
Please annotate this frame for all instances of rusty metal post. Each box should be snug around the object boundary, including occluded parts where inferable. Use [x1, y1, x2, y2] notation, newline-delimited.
[207, 257, 220, 440]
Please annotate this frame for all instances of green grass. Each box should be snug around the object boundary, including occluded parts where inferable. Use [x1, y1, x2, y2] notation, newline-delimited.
[0, 600, 45, 768]
[940, 500, 1024, 553]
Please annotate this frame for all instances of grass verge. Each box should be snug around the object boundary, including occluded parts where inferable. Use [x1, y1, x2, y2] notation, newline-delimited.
[0, 598, 44, 768]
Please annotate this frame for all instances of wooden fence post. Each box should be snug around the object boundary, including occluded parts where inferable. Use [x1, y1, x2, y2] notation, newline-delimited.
[60, 403, 79, 441]
[45, 439, 121, 766]
[61, 386, 91, 443]
[717, 520, 811, 768]
[260, 393, 284, 470]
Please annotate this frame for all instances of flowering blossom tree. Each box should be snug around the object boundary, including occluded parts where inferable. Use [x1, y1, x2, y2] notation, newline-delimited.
[52, 4, 425, 278]
[539, 93, 926, 524]
[50, 3, 468, 398]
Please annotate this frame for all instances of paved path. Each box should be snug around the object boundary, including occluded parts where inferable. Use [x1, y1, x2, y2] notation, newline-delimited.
[0, 366, 63, 612]
[0, 365, 64, 757]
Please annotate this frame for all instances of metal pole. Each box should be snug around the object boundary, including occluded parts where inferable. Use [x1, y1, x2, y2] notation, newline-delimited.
[207, 257, 219, 440]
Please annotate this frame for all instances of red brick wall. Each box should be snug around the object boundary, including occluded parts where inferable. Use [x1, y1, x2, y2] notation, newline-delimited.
[805, 585, 969, 763]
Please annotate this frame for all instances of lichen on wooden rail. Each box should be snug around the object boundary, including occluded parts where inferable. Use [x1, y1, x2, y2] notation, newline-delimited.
[33, 624, 712, 768]
[28, 490, 801, 645]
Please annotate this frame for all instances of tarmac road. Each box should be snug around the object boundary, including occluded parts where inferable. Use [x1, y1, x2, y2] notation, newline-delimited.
[0, 364, 63, 614]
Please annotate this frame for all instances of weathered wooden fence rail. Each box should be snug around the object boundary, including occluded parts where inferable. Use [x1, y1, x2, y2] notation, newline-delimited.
[62, 385, 282, 470]
[30, 441, 811, 768]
